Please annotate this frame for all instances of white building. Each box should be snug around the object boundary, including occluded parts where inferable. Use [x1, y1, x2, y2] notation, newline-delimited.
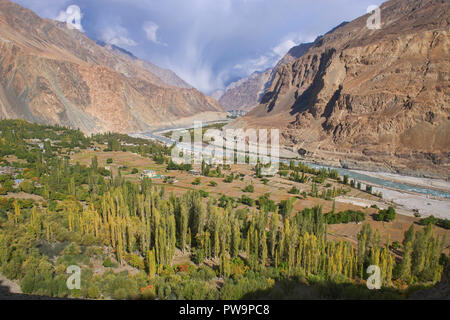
[142, 170, 157, 178]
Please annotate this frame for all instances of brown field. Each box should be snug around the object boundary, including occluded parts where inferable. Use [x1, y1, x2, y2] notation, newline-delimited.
[3, 155, 26, 164]
[71, 149, 166, 176]
[4, 192, 44, 202]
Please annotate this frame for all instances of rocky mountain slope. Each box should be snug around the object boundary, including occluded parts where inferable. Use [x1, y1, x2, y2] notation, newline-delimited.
[214, 42, 314, 111]
[275, 41, 315, 69]
[0, 0, 225, 134]
[96, 41, 193, 89]
[231, 0, 449, 177]
[214, 69, 273, 111]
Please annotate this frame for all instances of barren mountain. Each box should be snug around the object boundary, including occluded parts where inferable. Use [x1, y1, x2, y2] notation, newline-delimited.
[0, 0, 225, 134]
[215, 70, 273, 111]
[231, 0, 450, 177]
[215, 42, 314, 111]
[275, 41, 315, 69]
[96, 41, 193, 89]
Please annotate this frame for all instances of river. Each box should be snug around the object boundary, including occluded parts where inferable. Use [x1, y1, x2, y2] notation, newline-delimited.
[132, 126, 450, 217]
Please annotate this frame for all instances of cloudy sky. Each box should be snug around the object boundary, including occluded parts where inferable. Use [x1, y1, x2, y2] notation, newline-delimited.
[13, 0, 385, 94]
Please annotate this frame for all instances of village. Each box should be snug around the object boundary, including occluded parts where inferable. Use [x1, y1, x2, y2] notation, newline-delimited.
[68, 144, 450, 253]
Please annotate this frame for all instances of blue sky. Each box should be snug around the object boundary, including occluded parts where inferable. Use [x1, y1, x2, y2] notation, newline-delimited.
[13, 0, 385, 94]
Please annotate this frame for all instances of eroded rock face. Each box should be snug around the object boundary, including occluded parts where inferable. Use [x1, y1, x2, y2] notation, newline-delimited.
[217, 70, 273, 111]
[0, 0, 225, 134]
[238, 0, 450, 177]
[215, 42, 315, 112]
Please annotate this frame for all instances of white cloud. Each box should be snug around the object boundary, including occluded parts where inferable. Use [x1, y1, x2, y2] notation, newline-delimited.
[272, 39, 297, 57]
[143, 21, 167, 46]
[233, 35, 307, 75]
[164, 50, 227, 94]
[100, 25, 137, 47]
[55, 5, 84, 32]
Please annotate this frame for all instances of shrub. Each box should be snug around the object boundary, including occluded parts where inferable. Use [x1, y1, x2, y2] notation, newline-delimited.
[240, 195, 255, 207]
[257, 194, 277, 213]
[420, 215, 450, 230]
[19, 180, 35, 194]
[218, 195, 235, 208]
[192, 249, 205, 265]
[199, 190, 209, 198]
[243, 185, 254, 193]
[420, 215, 437, 226]
[325, 210, 366, 224]
[438, 219, 450, 230]
[375, 206, 396, 222]
[106, 158, 113, 164]
[113, 288, 128, 300]
[140, 285, 156, 299]
[88, 286, 101, 299]
[278, 199, 295, 218]
[391, 241, 402, 250]
[103, 258, 113, 268]
[125, 254, 145, 270]
[85, 246, 102, 257]
[63, 243, 82, 256]
[288, 186, 300, 194]
[278, 171, 288, 177]
[223, 175, 234, 183]
[167, 160, 192, 171]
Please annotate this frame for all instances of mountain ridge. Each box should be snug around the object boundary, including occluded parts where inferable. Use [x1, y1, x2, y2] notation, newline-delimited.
[95, 41, 193, 89]
[214, 42, 315, 111]
[0, 0, 224, 134]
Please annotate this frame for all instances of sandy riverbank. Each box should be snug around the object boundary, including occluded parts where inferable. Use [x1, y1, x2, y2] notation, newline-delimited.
[336, 188, 450, 220]
[372, 186, 450, 220]
[350, 170, 450, 193]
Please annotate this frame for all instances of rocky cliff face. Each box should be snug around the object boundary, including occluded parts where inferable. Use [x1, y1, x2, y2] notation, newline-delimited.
[234, 0, 449, 177]
[275, 42, 314, 69]
[215, 42, 314, 111]
[0, 0, 225, 134]
[215, 70, 273, 111]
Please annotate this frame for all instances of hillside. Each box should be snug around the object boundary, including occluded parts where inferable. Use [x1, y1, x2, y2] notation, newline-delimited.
[0, 0, 225, 134]
[214, 70, 273, 111]
[231, 0, 450, 177]
[95, 41, 193, 89]
[214, 42, 314, 111]
[0, 119, 447, 300]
